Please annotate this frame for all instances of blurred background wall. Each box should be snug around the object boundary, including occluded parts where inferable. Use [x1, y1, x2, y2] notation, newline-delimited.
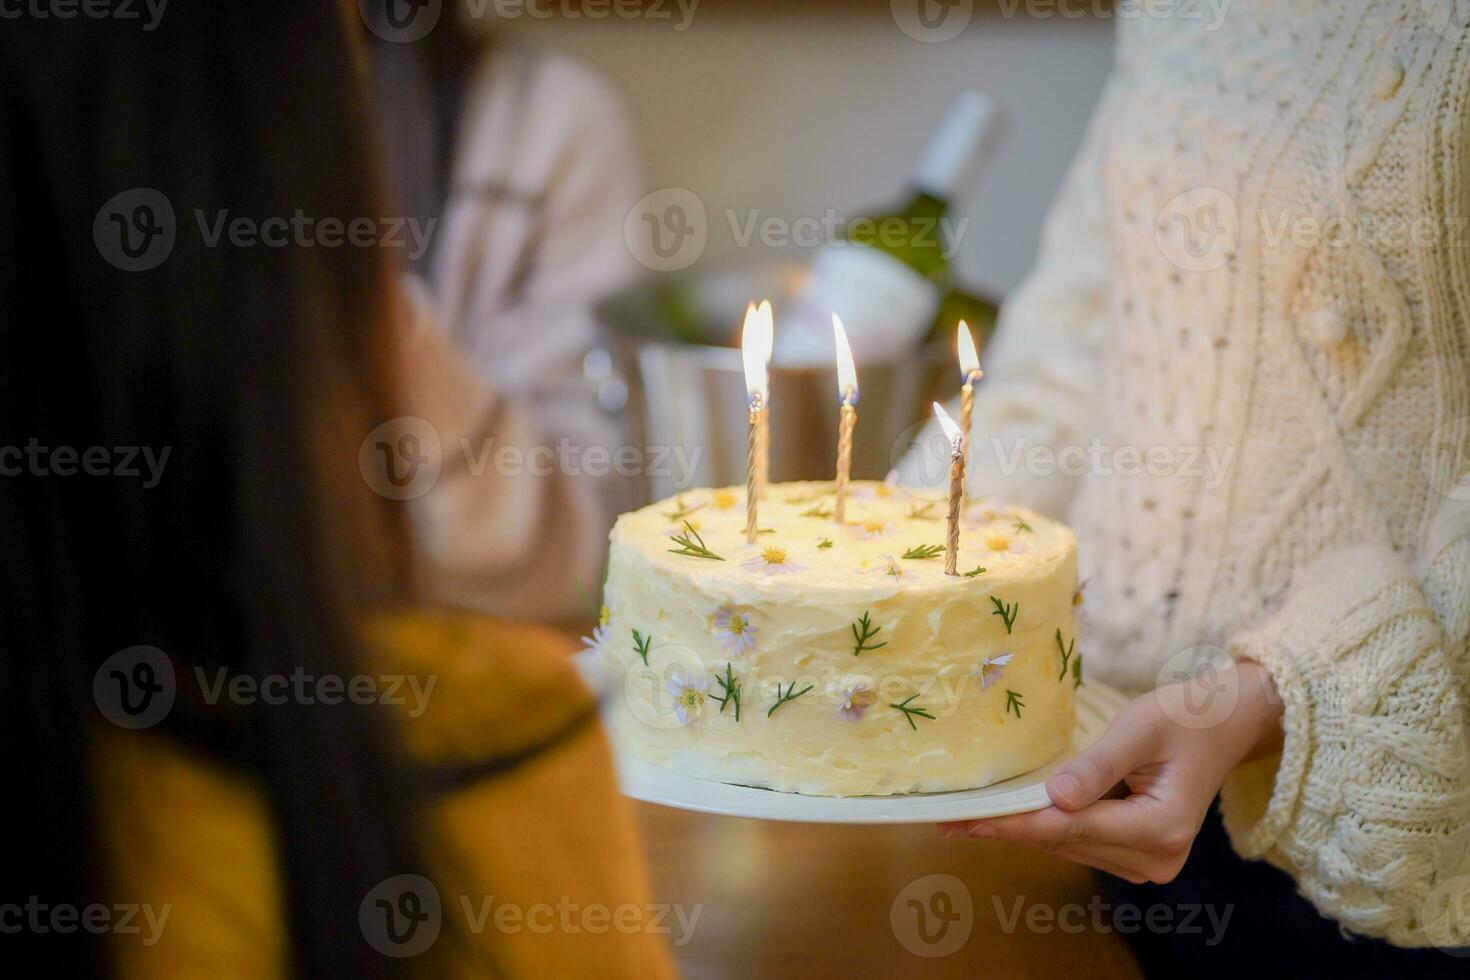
[487, 4, 1116, 297]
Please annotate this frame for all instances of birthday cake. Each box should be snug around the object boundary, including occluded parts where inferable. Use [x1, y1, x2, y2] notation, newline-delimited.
[592, 480, 1081, 796]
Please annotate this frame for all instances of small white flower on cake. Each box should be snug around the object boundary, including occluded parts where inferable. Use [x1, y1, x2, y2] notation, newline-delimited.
[875, 554, 903, 578]
[580, 604, 613, 656]
[846, 518, 890, 540]
[852, 469, 906, 499]
[963, 505, 1002, 527]
[743, 544, 805, 575]
[666, 666, 709, 727]
[973, 653, 1014, 691]
[713, 605, 758, 655]
[838, 684, 878, 721]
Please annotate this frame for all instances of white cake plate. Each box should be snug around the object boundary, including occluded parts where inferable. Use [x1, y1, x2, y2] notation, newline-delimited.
[604, 678, 1131, 825]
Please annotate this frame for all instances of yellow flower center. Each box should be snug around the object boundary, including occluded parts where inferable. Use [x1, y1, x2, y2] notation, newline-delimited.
[761, 546, 788, 565]
[863, 520, 885, 534]
[598, 605, 610, 627]
[728, 613, 747, 634]
[677, 689, 704, 710]
[986, 535, 1010, 552]
[713, 489, 738, 509]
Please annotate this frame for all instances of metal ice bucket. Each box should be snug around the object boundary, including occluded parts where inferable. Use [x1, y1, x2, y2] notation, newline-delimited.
[593, 262, 967, 504]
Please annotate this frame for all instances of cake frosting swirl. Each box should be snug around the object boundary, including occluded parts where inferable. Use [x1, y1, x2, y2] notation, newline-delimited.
[596, 480, 1080, 796]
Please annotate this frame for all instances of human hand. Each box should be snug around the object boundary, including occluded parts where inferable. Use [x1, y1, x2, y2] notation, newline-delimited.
[939, 660, 1284, 884]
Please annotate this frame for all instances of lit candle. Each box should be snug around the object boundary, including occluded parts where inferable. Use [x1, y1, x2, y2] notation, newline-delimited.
[933, 402, 966, 576]
[957, 320, 983, 460]
[756, 299, 774, 498]
[832, 314, 859, 523]
[742, 302, 772, 543]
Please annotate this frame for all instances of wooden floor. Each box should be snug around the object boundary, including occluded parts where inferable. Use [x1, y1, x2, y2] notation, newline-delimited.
[637, 803, 1143, 979]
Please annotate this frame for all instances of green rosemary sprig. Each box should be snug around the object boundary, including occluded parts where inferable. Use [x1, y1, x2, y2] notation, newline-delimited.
[631, 628, 652, 666]
[711, 662, 742, 722]
[902, 543, 945, 560]
[800, 502, 833, 519]
[990, 596, 1018, 634]
[1012, 517, 1034, 534]
[817, 538, 834, 549]
[850, 610, 888, 657]
[1005, 689, 1025, 718]
[908, 501, 937, 520]
[1072, 653, 1084, 689]
[667, 521, 725, 561]
[963, 565, 988, 578]
[1055, 628, 1075, 682]
[889, 693, 936, 731]
[767, 681, 813, 717]
[662, 496, 705, 522]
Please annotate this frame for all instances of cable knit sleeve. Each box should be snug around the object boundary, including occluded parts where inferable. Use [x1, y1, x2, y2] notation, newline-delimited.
[1221, 500, 1470, 947]
[898, 74, 1124, 518]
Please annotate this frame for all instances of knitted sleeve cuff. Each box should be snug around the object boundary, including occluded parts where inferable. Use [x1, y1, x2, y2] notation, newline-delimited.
[1218, 543, 1470, 945]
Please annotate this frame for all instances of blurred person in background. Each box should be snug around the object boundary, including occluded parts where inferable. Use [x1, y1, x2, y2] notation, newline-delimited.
[0, 5, 673, 978]
[353, 3, 643, 623]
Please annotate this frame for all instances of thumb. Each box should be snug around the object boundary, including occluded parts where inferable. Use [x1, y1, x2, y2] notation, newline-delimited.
[1046, 707, 1158, 810]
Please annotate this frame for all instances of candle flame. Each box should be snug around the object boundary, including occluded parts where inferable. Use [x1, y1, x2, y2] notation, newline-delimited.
[957, 320, 981, 380]
[758, 299, 775, 364]
[933, 401, 963, 448]
[742, 301, 771, 404]
[833, 314, 858, 404]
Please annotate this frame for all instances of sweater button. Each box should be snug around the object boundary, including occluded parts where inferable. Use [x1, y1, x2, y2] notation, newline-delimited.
[1305, 308, 1349, 350]
[1373, 58, 1404, 100]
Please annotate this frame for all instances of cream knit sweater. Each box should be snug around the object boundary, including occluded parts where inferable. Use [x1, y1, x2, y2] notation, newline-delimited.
[949, 1, 1470, 949]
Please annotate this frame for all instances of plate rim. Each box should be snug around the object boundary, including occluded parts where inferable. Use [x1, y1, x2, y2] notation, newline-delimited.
[610, 680, 1131, 824]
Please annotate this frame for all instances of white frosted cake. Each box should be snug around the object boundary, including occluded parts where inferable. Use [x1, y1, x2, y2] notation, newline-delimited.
[592, 480, 1081, 796]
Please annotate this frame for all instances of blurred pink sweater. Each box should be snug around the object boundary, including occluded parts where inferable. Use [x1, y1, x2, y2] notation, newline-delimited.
[399, 45, 642, 624]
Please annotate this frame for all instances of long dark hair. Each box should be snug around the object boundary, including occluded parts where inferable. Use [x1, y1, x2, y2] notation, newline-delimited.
[0, 4, 426, 976]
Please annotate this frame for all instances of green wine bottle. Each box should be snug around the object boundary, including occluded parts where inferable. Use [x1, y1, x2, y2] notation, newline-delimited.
[774, 90, 995, 365]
